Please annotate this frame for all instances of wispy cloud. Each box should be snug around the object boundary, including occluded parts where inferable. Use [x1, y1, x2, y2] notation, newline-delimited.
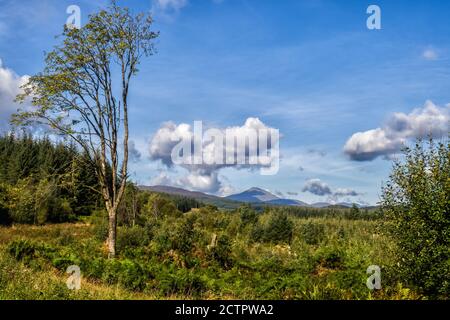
[154, 0, 188, 12]
[423, 48, 438, 61]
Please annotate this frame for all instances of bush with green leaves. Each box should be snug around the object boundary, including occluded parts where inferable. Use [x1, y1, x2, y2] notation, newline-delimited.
[382, 138, 449, 297]
[0, 183, 11, 225]
[299, 221, 325, 245]
[7, 240, 38, 262]
[239, 204, 258, 228]
[142, 193, 182, 222]
[208, 234, 233, 268]
[116, 226, 150, 253]
[263, 213, 294, 244]
[172, 215, 198, 255]
[314, 246, 345, 270]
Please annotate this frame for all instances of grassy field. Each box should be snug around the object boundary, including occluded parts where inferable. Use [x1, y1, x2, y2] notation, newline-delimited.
[0, 209, 424, 300]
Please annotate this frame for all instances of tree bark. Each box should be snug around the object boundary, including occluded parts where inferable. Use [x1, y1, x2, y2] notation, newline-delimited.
[107, 208, 117, 258]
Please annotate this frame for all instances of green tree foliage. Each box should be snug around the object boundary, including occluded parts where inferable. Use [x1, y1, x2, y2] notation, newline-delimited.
[382, 138, 450, 296]
[13, 1, 159, 258]
[0, 183, 11, 225]
[251, 212, 294, 244]
[239, 204, 258, 228]
[264, 213, 294, 244]
[0, 134, 100, 224]
[349, 203, 360, 219]
[173, 215, 198, 255]
[142, 193, 182, 221]
[208, 234, 233, 268]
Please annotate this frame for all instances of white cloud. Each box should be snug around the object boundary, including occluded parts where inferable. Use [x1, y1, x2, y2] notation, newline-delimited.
[149, 170, 235, 195]
[344, 101, 450, 161]
[0, 59, 30, 129]
[148, 117, 279, 193]
[150, 171, 174, 186]
[423, 48, 438, 61]
[149, 121, 192, 166]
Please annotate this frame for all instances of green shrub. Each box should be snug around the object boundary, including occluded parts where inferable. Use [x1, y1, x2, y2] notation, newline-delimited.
[142, 193, 182, 221]
[0, 184, 11, 225]
[209, 234, 233, 268]
[156, 267, 206, 297]
[299, 221, 325, 245]
[263, 213, 294, 244]
[92, 211, 109, 241]
[7, 240, 38, 262]
[7, 179, 36, 224]
[172, 215, 198, 254]
[382, 139, 450, 296]
[315, 247, 345, 270]
[47, 198, 75, 223]
[250, 223, 265, 243]
[51, 256, 79, 270]
[117, 226, 150, 252]
[239, 205, 258, 228]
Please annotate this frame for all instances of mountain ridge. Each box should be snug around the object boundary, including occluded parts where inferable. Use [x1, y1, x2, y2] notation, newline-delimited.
[140, 185, 368, 208]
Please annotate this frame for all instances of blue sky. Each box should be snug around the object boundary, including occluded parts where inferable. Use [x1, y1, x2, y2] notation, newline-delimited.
[1, 0, 449, 205]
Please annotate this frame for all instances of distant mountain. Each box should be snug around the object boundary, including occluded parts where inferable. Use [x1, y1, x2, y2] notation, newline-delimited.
[265, 198, 310, 207]
[139, 185, 218, 201]
[312, 201, 366, 208]
[226, 187, 310, 207]
[140, 185, 311, 208]
[336, 202, 363, 208]
[311, 202, 331, 208]
[138, 185, 242, 209]
[139, 185, 369, 209]
[225, 187, 278, 203]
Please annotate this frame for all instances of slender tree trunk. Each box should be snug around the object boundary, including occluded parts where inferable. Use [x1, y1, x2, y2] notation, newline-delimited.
[107, 208, 117, 258]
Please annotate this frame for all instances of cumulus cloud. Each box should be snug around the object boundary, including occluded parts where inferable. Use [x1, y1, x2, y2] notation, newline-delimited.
[0, 58, 29, 129]
[149, 171, 234, 196]
[302, 179, 332, 196]
[344, 101, 450, 161]
[302, 179, 362, 201]
[149, 117, 279, 193]
[150, 171, 174, 186]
